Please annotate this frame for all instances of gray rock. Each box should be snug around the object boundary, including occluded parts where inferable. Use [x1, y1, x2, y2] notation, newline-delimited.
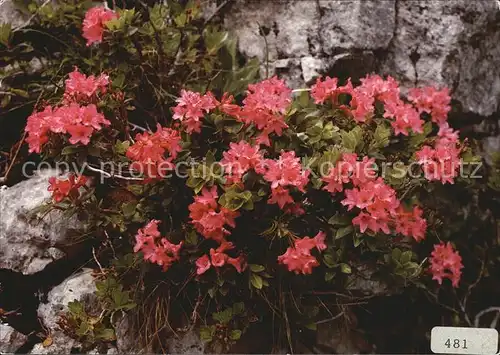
[0, 169, 83, 274]
[167, 329, 205, 355]
[0, 0, 29, 29]
[0, 324, 28, 353]
[30, 269, 97, 354]
[113, 313, 148, 354]
[223, 0, 500, 117]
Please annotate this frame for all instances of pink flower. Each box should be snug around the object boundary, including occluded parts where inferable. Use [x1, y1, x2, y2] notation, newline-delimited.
[188, 187, 240, 242]
[172, 90, 216, 133]
[82, 7, 118, 46]
[268, 186, 294, 209]
[429, 242, 463, 287]
[238, 76, 291, 146]
[210, 248, 227, 267]
[126, 124, 181, 179]
[66, 125, 94, 145]
[195, 255, 211, 275]
[310, 76, 338, 104]
[278, 247, 320, 275]
[133, 220, 182, 271]
[221, 141, 263, 183]
[48, 174, 88, 203]
[25, 99, 110, 153]
[408, 86, 451, 125]
[64, 67, 110, 102]
[227, 255, 247, 273]
[415, 124, 461, 184]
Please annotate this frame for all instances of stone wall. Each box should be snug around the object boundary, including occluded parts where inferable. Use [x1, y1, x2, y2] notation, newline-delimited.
[218, 0, 500, 158]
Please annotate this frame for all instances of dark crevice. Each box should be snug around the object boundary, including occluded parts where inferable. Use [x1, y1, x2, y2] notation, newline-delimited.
[0, 241, 96, 339]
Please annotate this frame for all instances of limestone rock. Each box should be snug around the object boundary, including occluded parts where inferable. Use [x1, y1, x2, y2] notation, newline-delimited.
[30, 269, 97, 354]
[223, 0, 500, 117]
[0, 169, 82, 274]
[0, 323, 28, 353]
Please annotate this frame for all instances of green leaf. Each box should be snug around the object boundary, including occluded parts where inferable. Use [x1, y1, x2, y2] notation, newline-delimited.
[96, 328, 116, 341]
[61, 146, 83, 155]
[325, 271, 335, 282]
[341, 130, 357, 152]
[10, 88, 29, 98]
[76, 322, 90, 336]
[200, 326, 215, 342]
[400, 251, 413, 264]
[328, 214, 351, 226]
[250, 273, 263, 290]
[121, 202, 137, 218]
[212, 308, 233, 324]
[203, 27, 229, 54]
[0, 23, 12, 47]
[230, 329, 242, 340]
[232, 302, 245, 315]
[305, 322, 317, 331]
[323, 253, 336, 268]
[369, 123, 391, 152]
[335, 225, 353, 239]
[249, 264, 265, 273]
[67, 300, 85, 316]
[186, 230, 198, 245]
[339, 263, 352, 274]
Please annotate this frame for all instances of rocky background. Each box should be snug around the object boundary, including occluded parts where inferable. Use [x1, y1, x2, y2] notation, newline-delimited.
[1, 0, 500, 353]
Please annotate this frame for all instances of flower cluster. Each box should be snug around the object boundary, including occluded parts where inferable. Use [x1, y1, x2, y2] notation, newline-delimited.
[25, 68, 111, 153]
[408, 86, 451, 125]
[48, 174, 88, 203]
[25, 103, 110, 153]
[258, 151, 310, 209]
[172, 90, 217, 133]
[133, 220, 183, 271]
[82, 6, 118, 46]
[311, 75, 426, 135]
[126, 124, 182, 178]
[429, 242, 464, 287]
[278, 232, 327, 274]
[415, 123, 462, 184]
[188, 186, 239, 242]
[64, 67, 110, 103]
[323, 153, 427, 241]
[195, 241, 247, 275]
[220, 141, 263, 184]
[238, 77, 292, 146]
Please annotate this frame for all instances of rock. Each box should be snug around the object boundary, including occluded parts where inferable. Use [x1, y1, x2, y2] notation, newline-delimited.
[113, 313, 148, 354]
[0, 169, 83, 274]
[30, 269, 97, 354]
[167, 329, 205, 355]
[0, 323, 28, 353]
[223, 0, 500, 117]
[0, 0, 29, 29]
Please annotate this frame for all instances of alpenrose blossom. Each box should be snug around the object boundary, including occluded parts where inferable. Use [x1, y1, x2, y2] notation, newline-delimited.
[64, 67, 110, 103]
[126, 124, 181, 179]
[25, 103, 110, 153]
[48, 174, 88, 203]
[415, 122, 462, 184]
[195, 241, 247, 275]
[133, 220, 183, 271]
[188, 186, 239, 242]
[323, 153, 427, 241]
[172, 90, 217, 133]
[278, 232, 327, 275]
[82, 6, 118, 46]
[429, 242, 464, 287]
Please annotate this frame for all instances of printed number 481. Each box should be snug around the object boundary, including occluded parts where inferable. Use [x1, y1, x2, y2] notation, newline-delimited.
[445, 339, 468, 349]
